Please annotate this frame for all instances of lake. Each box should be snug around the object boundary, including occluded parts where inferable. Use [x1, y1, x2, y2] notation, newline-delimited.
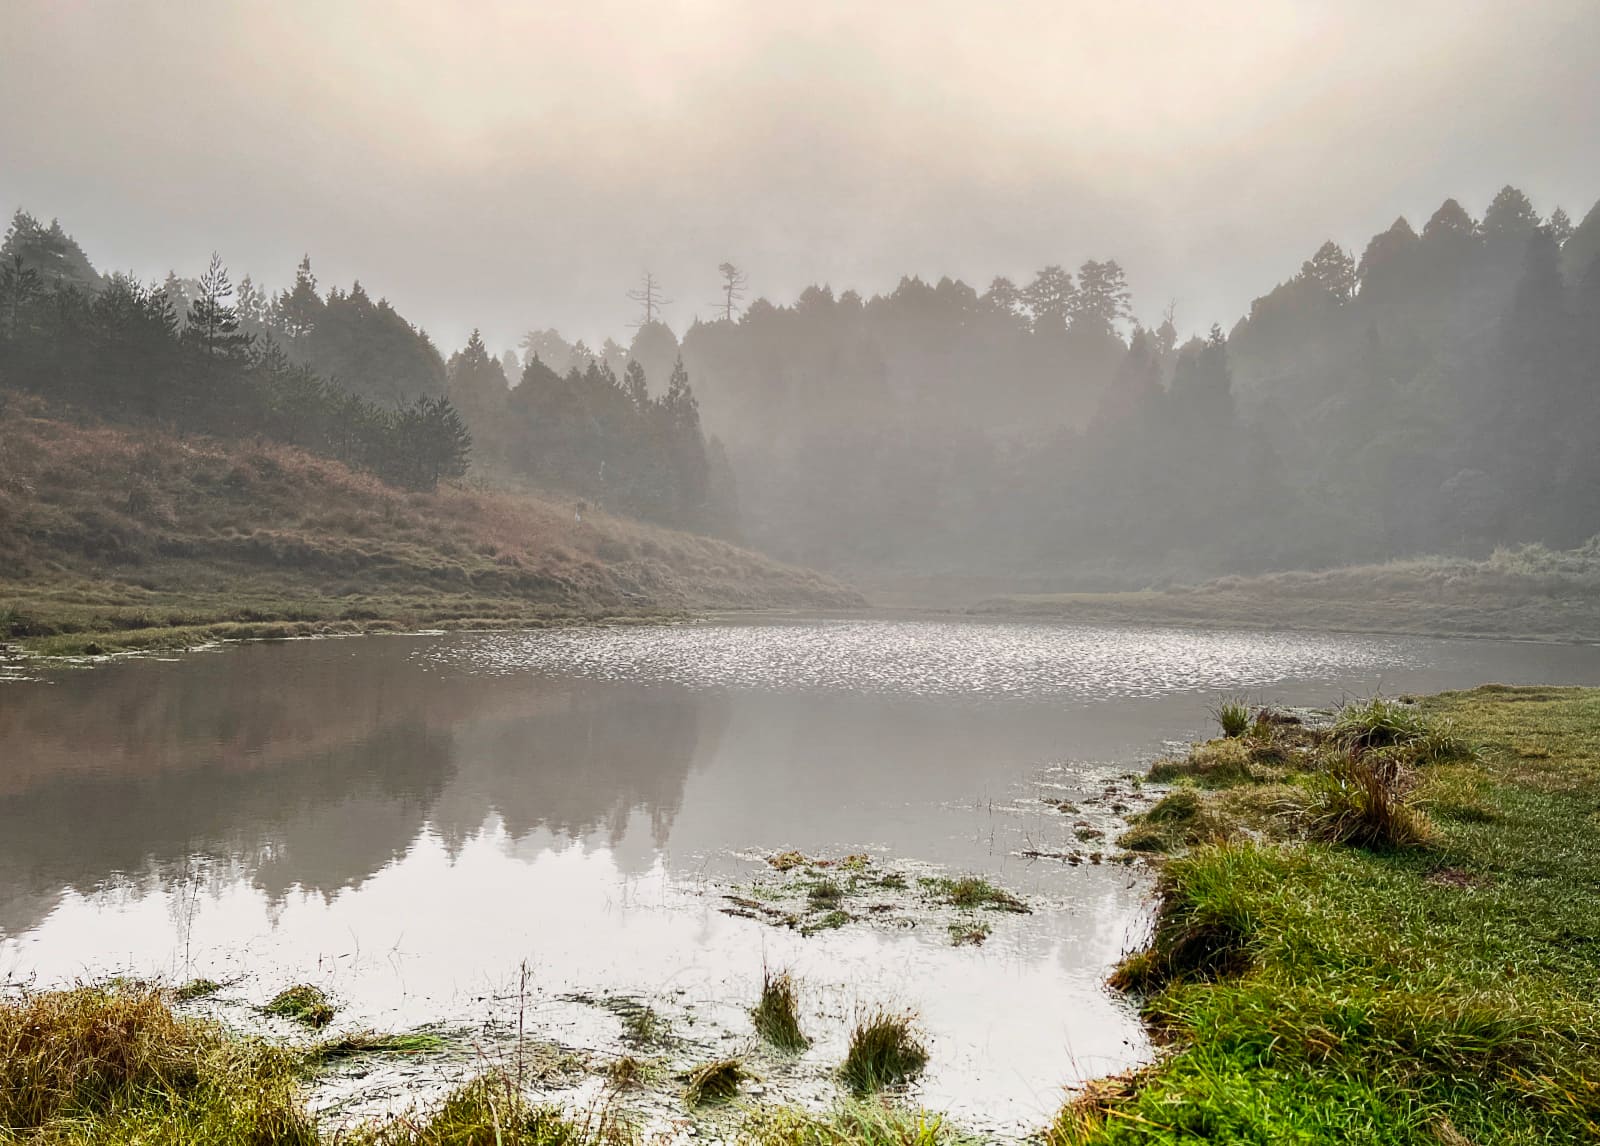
[4, 617, 1600, 1134]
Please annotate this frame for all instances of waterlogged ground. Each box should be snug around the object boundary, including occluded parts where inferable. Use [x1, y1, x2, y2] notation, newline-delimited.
[5, 617, 1600, 1138]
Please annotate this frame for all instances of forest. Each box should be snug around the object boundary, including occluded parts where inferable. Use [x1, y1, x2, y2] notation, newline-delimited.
[5, 185, 1598, 587]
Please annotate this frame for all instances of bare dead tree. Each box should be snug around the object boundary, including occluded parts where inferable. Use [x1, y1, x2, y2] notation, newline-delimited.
[627, 271, 671, 327]
[716, 262, 747, 322]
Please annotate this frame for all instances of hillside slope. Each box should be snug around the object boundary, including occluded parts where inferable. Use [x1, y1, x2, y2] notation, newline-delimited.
[0, 397, 860, 653]
[976, 546, 1600, 642]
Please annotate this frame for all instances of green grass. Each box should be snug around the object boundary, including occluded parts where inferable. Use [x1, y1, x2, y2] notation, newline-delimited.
[840, 1010, 930, 1096]
[303, 1030, 445, 1064]
[918, 876, 1029, 914]
[742, 1103, 967, 1145]
[1211, 696, 1252, 738]
[1063, 686, 1600, 1143]
[0, 983, 316, 1144]
[752, 969, 811, 1052]
[172, 977, 223, 1002]
[352, 1071, 632, 1145]
[263, 984, 336, 1028]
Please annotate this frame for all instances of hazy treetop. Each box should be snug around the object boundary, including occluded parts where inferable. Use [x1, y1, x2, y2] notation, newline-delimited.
[3, 0, 1597, 348]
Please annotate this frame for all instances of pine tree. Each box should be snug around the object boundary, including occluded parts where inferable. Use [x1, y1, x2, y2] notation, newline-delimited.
[273, 255, 324, 339]
[185, 252, 252, 361]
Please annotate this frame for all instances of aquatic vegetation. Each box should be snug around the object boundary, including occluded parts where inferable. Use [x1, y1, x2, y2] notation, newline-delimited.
[752, 969, 811, 1052]
[840, 1009, 929, 1096]
[304, 1029, 445, 1064]
[807, 878, 847, 909]
[0, 983, 315, 1142]
[604, 1055, 660, 1090]
[610, 1000, 669, 1049]
[683, 1057, 751, 1106]
[742, 1102, 963, 1145]
[947, 921, 991, 947]
[357, 1071, 633, 1145]
[918, 875, 1029, 914]
[172, 977, 222, 1002]
[264, 984, 337, 1028]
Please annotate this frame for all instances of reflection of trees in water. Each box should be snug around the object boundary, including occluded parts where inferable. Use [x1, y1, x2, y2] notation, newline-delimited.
[0, 640, 721, 938]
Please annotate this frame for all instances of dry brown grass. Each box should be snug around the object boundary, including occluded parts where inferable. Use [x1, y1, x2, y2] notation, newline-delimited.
[0, 395, 859, 650]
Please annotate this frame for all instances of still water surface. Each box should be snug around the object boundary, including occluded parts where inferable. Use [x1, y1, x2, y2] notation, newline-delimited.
[4, 618, 1600, 1130]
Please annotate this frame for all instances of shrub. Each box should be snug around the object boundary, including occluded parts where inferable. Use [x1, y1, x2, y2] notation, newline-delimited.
[752, 969, 810, 1052]
[840, 1009, 929, 1095]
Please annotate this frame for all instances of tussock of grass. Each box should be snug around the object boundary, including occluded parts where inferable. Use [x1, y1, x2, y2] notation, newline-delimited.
[947, 921, 991, 947]
[1331, 696, 1472, 764]
[1211, 696, 1252, 738]
[1297, 755, 1433, 851]
[609, 1000, 668, 1049]
[918, 876, 1029, 914]
[682, 1057, 751, 1106]
[355, 1071, 632, 1145]
[807, 878, 846, 909]
[840, 1010, 929, 1096]
[752, 969, 810, 1052]
[742, 1102, 962, 1145]
[603, 1055, 658, 1090]
[0, 983, 316, 1143]
[264, 984, 336, 1028]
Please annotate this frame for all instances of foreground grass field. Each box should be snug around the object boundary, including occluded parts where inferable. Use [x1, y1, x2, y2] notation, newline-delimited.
[976, 545, 1600, 642]
[0, 397, 859, 655]
[1056, 687, 1600, 1144]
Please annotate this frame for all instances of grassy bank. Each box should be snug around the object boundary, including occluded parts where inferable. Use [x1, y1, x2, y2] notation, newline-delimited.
[975, 545, 1600, 642]
[0, 398, 860, 655]
[1055, 687, 1600, 1144]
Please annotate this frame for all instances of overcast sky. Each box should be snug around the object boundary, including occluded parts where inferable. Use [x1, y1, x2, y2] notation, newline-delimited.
[4, 0, 1598, 355]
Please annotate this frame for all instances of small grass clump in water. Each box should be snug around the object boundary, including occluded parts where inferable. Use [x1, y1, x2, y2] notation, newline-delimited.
[172, 977, 222, 1002]
[264, 983, 336, 1028]
[807, 878, 846, 909]
[613, 1001, 668, 1049]
[1211, 696, 1252, 738]
[840, 1009, 929, 1095]
[752, 968, 810, 1052]
[948, 921, 991, 946]
[0, 983, 316, 1142]
[919, 876, 1029, 914]
[683, 1057, 751, 1106]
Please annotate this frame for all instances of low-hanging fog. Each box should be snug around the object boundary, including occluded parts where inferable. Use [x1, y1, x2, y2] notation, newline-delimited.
[5, 0, 1600, 588]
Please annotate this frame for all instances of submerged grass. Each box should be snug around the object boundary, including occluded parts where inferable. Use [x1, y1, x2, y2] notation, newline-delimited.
[840, 1010, 929, 1096]
[303, 1030, 445, 1064]
[918, 876, 1029, 914]
[1069, 687, 1600, 1143]
[752, 969, 810, 1052]
[741, 1103, 966, 1145]
[354, 1071, 633, 1146]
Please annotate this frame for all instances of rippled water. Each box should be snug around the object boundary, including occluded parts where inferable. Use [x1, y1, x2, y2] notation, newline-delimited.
[4, 617, 1600, 1134]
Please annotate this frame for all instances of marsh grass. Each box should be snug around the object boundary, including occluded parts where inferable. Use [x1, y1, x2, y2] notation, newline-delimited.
[918, 876, 1029, 914]
[947, 921, 991, 947]
[752, 969, 810, 1052]
[1297, 755, 1433, 851]
[355, 1071, 633, 1145]
[840, 1010, 929, 1096]
[264, 984, 336, 1028]
[742, 1102, 963, 1145]
[303, 1030, 445, 1064]
[0, 983, 316, 1143]
[172, 978, 222, 1002]
[682, 1058, 751, 1106]
[1069, 686, 1600, 1143]
[1211, 696, 1252, 738]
